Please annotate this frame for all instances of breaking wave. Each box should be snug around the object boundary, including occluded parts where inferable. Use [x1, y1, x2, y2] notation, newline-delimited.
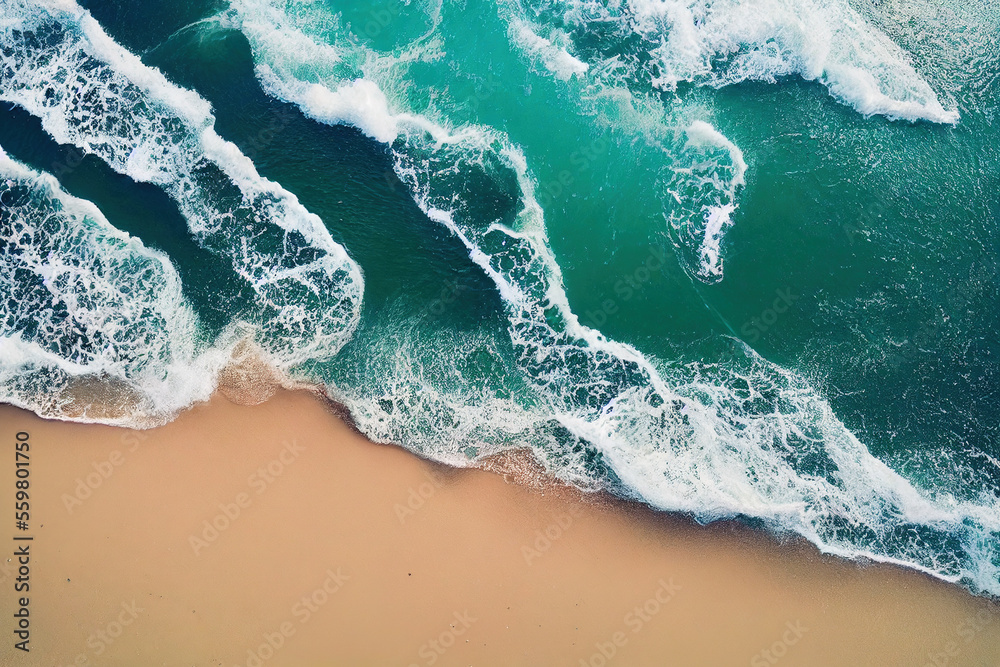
[0, 148, 223, 424]
[0, 0, 364, 368]
[222, 0, 999, 596]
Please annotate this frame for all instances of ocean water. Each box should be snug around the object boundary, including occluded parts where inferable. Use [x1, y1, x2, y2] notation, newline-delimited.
[1, 0, 998, 596]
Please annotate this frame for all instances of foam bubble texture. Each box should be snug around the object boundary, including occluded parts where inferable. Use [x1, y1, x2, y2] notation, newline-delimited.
[530, 0, 959, 123]
[664, 120, 747, 282]
[0, 0, 364, 368]
[228, 0, 999, 595]
[509, 17, 589, 81]
[0, 150, 226, 424]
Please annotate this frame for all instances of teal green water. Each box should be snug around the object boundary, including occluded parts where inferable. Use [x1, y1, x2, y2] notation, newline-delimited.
[1, 0, 998, 595]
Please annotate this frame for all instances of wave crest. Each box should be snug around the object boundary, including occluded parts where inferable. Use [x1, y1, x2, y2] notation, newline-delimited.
[0, 0, 365, 367]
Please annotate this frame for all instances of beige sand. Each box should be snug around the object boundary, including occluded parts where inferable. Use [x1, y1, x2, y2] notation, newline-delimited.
[0, 390, 997, 666]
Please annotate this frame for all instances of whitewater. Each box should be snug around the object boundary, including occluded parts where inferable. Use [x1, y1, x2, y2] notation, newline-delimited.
[1, 0, 997, 597]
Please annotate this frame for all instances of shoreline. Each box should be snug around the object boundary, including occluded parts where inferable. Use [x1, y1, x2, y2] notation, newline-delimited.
[319, 386, 996, 602]
[1, 389, 997, 665]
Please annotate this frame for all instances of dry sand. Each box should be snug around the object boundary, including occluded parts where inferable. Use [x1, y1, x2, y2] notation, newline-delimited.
[0, 390, 997, 666]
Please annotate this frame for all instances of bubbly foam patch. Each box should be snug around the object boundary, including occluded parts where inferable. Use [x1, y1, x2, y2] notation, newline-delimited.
[0, 149, 225, 425]
[500, 1, 752, 283]
[509, 18, 589, 81]
[494, 0, 958, 276]
[258, 66, 401, 143]
[215, 337, 317, 406]
[238, 0, 481, 150]
[226, 0, 1000, 596]
[851, 0, 999, 114]
[533, 0, 959, 123]
[0, 0, 364, 368]
[664, 120, 747, 282]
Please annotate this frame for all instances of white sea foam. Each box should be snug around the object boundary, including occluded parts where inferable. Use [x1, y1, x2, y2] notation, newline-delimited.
[0, 0, 364, 369]
[494, 0, 959, 278]
[509, 18, 589, 81]
[543, 0, 960, 123]
[239, 0, 479, 149]
[851, 0, 999, 114]
[226, 0, 1000, 596]
[258, 67, 401, 144]
[7, 0, 984, 592]
[0, 149, 227, 425]
[665, 120, 747, 281]
[503, 4, 751, 283]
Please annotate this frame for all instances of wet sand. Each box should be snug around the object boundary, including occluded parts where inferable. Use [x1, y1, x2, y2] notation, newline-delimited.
[0, 390, 997, 666]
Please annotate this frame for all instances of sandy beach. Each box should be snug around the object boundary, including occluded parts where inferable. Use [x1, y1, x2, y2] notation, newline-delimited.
[0, 389, 997, 666]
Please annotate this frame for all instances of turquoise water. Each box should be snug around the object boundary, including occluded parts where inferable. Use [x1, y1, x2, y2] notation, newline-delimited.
[1, 0, 998, 596]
